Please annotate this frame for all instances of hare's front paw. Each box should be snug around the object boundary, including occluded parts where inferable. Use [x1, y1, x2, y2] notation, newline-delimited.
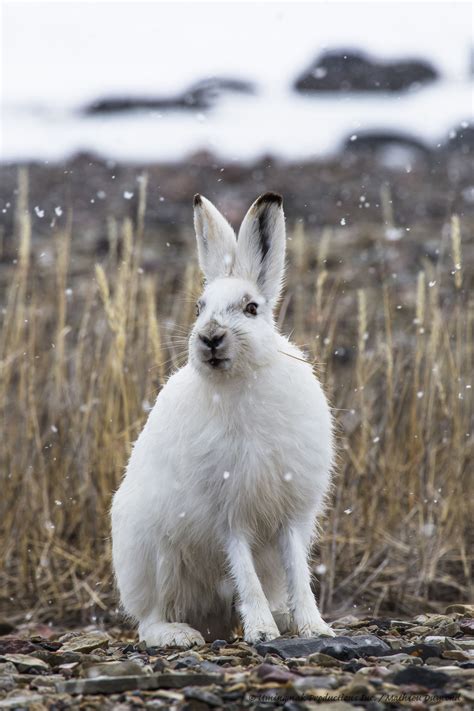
[244, 618, 281, 644]
[140, 622, 205, 649]
[296, 617, 336, 638]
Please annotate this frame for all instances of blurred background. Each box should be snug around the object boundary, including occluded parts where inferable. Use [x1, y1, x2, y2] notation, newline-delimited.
[0, 1, 472, 625]
[2, 1, 473, 161]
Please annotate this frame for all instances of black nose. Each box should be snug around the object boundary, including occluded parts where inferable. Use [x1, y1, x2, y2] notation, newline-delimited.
[199, 332, 225, 350]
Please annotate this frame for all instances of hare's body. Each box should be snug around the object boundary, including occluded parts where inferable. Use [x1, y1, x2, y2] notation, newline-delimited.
[112, 194, 335, 647]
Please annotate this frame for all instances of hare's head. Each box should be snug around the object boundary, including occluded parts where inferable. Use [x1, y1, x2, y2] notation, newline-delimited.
[189, 192, 286, 378]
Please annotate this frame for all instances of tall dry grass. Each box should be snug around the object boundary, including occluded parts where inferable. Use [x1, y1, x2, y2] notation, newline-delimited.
[0, 171, 472, 625]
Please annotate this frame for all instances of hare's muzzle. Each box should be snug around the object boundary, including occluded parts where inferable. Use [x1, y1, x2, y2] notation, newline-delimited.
[197, 328, 230, 369]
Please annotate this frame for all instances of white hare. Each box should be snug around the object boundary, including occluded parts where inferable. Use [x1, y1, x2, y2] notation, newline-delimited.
[111, 192, 335, 648]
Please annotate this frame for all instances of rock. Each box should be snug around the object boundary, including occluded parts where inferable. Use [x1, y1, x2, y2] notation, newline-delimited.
[392, 665, 450, 689]
[255, 663, 297, 683]
[445, 604, 474, 618]
[0, 653, 49, 672]
[183, 685, 223, 707]
[210, 639, 227, 651]
[305, 652, 345, 667]
[443, 649, 473, 661]
[400, 643, 442, 660]
[378, 653, 423, 666]
[256, 634, 390, 660]
[0, 638, 39, 656]
[56, 671, 223, 695]
[331, 615, 361, 628]
[83, 76, 255, 115]
[336, 679, 376, 698]
[293, 50, 438, 93]
[59, 631, 110, 653]
[460, 619, 474, 635]
[292, 674, 338, 691]
[0, 621, 14, 636]
[0, 693, 44, 708]
[85, 660, 148, 677]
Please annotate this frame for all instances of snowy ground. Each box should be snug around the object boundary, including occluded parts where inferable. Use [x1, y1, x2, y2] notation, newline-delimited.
[1, 1, 473, 163]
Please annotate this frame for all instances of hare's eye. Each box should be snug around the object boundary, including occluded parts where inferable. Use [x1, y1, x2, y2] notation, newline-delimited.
[195, 302, 201, 317]
[245, 302, 258, 316]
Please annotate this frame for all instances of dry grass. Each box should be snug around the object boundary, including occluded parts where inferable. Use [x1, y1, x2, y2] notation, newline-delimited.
[0, 170, 472, 625]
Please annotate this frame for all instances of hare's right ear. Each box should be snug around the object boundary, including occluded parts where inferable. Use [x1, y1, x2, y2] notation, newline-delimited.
[193, 194, 236, 282]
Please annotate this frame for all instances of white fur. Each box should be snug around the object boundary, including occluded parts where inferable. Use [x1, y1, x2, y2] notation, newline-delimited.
[111, 193, 335, 648]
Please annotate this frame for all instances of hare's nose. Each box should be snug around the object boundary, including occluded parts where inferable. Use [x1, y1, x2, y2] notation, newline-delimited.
[199, 331, 226, 350]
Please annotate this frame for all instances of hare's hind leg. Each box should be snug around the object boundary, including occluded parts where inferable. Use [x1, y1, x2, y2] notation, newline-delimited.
[112, 523, 205, 648]
[136, 554, 206, 649]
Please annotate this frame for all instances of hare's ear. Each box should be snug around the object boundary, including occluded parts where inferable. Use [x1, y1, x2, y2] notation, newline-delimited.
[193, 194, 236, 281]
[234, 192, 285, 303]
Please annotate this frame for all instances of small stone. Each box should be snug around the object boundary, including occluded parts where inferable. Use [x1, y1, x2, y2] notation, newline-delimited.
[0, 639, 38, 656]
[378, 653, 423, 666]
[85, 660, 148, 677]
[210, 639, 227, 651]
[0, 653, 49, 672]
[183, 686, 222, 707]
[0, 693, 44, 708]
[60, 631, 110, 653]
[400, 643, 442, 660]
[0, 621, 15, 636]
[460, 619, 474, 635]
[292, 674, 338, 691]
[443, 649, 472, 661]
[307, 652, 344, 667]
[255, 663, 297, 683]
[445, 604, 474, 618]
[392, 665, 450, 689]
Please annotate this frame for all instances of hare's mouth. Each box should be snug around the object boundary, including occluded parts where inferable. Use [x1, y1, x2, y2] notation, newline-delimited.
[207, 356, 230, 370]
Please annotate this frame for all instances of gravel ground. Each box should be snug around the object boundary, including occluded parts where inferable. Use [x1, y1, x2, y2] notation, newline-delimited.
[0, 607, 473, 709]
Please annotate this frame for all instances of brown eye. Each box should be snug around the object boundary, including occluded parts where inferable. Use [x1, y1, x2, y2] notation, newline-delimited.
[245, 302, 258, 316]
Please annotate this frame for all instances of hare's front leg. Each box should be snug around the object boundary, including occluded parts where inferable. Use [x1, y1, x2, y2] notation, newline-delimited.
[279, 525, 335, 638]
[226, 534, 280, 643]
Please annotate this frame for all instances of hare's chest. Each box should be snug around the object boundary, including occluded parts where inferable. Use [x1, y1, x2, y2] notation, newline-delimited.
[196, 411, 312, 533]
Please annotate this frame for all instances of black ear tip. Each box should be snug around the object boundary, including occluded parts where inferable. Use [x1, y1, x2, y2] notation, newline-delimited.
[255, 192, 283, 208]
[193, 193, 202, 207]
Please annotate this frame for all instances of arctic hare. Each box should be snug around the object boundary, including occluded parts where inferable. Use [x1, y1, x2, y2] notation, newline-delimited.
[111, 192, 335, 648]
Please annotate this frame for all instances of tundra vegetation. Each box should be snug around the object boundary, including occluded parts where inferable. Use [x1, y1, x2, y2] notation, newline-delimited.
[0, 168, 472, 628]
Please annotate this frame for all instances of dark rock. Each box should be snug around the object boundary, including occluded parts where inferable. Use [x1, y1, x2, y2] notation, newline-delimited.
[294, 50, 438, 93]
[175, 655, 202, 669]
[400, 643, 443, 660]
[210, 639, 227, 651]
[392, 666, 450, 689]
[0, 621, 15, 636]
[0, 638, 39, 656]
[255, 634, 390, 660]
[84, 76, 254, 115]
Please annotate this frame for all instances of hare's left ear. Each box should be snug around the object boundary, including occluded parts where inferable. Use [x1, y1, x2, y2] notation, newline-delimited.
[194, 194, 237, 282]
[234, 192, 285, 303]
